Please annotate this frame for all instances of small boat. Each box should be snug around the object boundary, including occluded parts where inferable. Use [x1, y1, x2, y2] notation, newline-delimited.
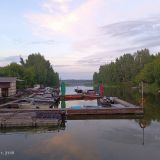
[85, 89, 96, 95]
[97, 97, 114, 107]
[75, 88, 83, 94]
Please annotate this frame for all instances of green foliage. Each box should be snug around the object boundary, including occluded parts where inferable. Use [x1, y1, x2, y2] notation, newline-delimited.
[93, 49, 160, 89]
[0, 63, 25, 78]
[135, 57, 160, 85]
[0, 53, 59, 88]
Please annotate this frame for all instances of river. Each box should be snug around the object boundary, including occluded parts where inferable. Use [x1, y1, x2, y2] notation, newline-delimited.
[0, 86, 160, 160]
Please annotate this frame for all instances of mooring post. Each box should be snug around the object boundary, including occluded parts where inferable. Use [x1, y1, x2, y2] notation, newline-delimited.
[141, 81, 144, 109]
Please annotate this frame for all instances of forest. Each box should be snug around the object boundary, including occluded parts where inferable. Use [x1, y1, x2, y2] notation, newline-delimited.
[0, 53, 59, 88]
[93, 49, 160, 91]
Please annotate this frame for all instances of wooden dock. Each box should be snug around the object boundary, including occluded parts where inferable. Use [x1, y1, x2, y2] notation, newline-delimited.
[0, 107, 143, 128]
[65, 107, 143, 115]
[0, 110, 62, 128]
[67, 114, 144, 120]
[0, 96, 144, 128]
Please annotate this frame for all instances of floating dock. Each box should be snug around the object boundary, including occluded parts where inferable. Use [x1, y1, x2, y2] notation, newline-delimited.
[0, 96, 144, 128]
[65, 107, 143, 115]
[0, 110, 63, 128]
[0, 105, 143, 128]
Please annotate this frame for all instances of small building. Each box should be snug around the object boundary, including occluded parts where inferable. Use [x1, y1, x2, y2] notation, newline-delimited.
[0, 77, 16, 97]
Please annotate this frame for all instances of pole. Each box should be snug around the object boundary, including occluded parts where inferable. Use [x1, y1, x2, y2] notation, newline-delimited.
[141, 81, 144, 108]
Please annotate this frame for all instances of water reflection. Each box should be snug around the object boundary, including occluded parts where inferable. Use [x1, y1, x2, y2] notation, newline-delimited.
[0, 120, 66, 134]
[1, 119, 159, 160]
[26, 131, 100, 160]
[0, 86, 160, 160]
[61, 100, 66, 109]
[105, 86, 160, 125]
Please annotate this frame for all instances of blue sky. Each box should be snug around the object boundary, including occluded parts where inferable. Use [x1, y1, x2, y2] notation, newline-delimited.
[1, 0, 160, 79]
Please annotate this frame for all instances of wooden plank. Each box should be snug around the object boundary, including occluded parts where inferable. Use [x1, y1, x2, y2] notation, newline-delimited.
[65, 108, 143, 115]
[114, 98, 139, 108]
[0, 107, 143, 115]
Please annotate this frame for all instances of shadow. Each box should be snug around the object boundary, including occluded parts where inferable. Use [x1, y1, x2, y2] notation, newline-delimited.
[67, 114, 144, 120]
[61, 100, 66, 109]
[0, 120, 67, 134]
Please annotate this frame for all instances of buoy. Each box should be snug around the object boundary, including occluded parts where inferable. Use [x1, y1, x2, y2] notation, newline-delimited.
[139, 121, 147, 128]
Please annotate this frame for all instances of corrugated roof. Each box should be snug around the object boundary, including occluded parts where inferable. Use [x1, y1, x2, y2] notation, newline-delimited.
[0, 77, 17, 82]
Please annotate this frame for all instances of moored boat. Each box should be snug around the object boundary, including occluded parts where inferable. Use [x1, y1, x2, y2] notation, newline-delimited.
[61, 94, 100, 101]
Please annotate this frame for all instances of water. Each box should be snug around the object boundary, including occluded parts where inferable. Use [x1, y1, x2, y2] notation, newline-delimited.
[0, 86, 160, 160]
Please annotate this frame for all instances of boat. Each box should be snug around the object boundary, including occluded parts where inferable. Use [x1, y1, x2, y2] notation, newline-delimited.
[84, 89, 96, 95]
[61, 94, 100, 101]
[97, 96, 114, 107]
[75, 88, 83, 94]
[62, 94, 83, 100]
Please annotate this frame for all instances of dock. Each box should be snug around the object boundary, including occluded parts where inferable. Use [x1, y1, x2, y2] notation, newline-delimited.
[0, 105, 143, 128]
[0, 110, 63, 128]
[65, 107, 143, 115]
[0, 95, 144, 128]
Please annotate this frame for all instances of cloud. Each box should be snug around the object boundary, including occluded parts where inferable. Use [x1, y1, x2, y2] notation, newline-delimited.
[26, 133, 99, 160]
[41, 0, 73, 14]
[102, 16, 160, 46]
[25, 0, 103, 38]
[58, 72, 93, 79]
[74, 15, 160, 68]
[29, 39, 55, 45]
[0, 56, 20, 66]
[53, 64, 73, 68]
[24, 0, 160, 79]
[52, 14, 160, 78]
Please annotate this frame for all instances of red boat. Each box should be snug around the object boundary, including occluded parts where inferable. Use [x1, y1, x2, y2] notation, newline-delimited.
[62, 94, 83, 101]
[61, 94, 100, 101]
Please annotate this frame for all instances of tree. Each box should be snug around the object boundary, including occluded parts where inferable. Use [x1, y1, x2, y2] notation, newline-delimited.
[0, 53, 59, 88]
[23, 53, 59, 86]
[93, 49, 157, 86]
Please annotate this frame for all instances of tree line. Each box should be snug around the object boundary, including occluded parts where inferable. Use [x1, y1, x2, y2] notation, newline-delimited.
[0, 53, 59, 88]
[93, 49, 160, 88]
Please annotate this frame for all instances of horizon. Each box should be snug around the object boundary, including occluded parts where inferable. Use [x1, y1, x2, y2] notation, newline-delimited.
[1, 0, 160, 79]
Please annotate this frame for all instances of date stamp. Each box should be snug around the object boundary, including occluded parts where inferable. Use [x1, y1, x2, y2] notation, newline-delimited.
[0, 151, 15, 156]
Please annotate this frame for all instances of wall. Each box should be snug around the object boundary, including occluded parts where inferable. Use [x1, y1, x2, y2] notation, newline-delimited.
[8, 82, 16, 96]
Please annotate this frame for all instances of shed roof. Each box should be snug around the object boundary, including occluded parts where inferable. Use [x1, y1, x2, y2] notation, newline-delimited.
[0, 77, 17, 82]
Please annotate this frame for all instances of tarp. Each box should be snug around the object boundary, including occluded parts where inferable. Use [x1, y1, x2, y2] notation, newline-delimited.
[70, 106, 81, 109]
[60, 81, 66, 96]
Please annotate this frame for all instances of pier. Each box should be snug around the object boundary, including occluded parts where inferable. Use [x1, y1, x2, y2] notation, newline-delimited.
[0, 105, 143, 128]
[0, 93, 144, 128]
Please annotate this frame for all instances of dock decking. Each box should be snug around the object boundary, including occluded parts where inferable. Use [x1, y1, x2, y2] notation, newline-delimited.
[0, 95, 144, 128]
[0, 107, 143, 128]
[0, 110, 62, 128]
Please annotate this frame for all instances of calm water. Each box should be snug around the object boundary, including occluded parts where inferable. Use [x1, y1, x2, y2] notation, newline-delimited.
[0, 86, 160, 160]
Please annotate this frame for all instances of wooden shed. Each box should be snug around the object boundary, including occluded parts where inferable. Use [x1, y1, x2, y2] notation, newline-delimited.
[0, 77, 16, 97]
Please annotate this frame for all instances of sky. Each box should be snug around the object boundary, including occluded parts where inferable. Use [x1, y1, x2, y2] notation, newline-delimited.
[0, 0, 160, 79]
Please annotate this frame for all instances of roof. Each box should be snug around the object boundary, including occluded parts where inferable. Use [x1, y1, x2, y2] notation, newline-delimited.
[0, 77, 17, 82]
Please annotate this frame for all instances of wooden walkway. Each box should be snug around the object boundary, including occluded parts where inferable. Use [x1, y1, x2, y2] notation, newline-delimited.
[0, 95, 144, 128]
[0, 110, 61, 128]
[0, 107, 143, 128]
[0, 107, 143, 115]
